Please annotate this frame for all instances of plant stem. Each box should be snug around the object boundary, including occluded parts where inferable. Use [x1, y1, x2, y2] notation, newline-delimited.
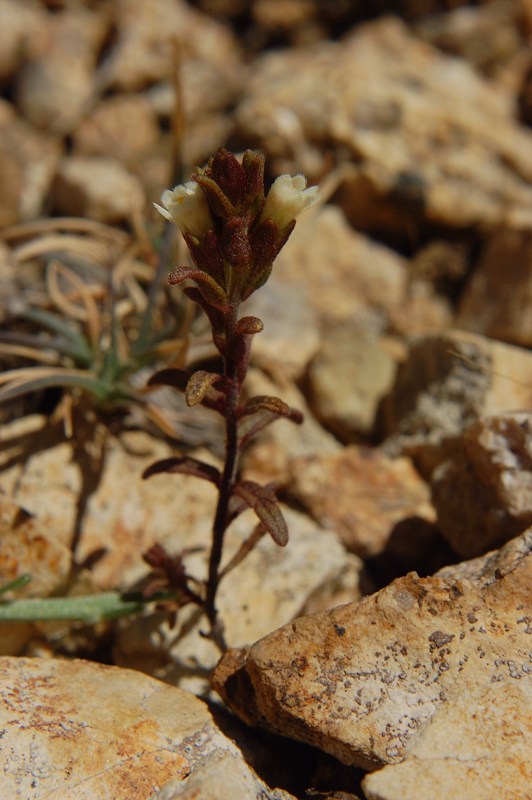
[205, 311, 240, 650]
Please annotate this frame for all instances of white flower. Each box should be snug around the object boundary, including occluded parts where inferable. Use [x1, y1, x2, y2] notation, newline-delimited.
[261, 174, 320, 229]
[154, 181, 211, 238]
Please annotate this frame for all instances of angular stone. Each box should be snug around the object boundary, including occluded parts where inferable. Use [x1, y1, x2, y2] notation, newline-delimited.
[0, 99, 61, 225]
[213, 540, 531, 771]
[267, 205, 407, 332]
[457, 227, 532, 347]
[362, 680, 531, 800]
[432, 411, 532, 558]
[382, 330, 532, 476]
[114, 505, 362, 694]
[73, 95, 159, 162]
[99, 0, 240, 92]
[235, 17, 532, 232]
[241, 368, 342, 487]
[52, 156, 145, 223]
[0, 656, 296, 800]
[14, 6, 108, 135]
[0, 0, 44, 81]
[304, 331, 397, 440]
[287, 446, 435, 557]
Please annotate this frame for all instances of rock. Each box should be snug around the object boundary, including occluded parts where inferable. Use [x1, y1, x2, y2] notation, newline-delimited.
[0, 0, 44, 81]
[235, 17, 532, 233]
[213, 537, 531, 772]
[99, 0, 240, 92]
[51, 156, 145, 223]
[287, 445, 435, 558]
[362, 678, 531, 800]
[241, 367, 342, 487]
[432, 411, 532, 559]
[15, 6, 108, 135]
[304, 331, 397, 440]
[0, 656, 296, 800]
[416, 2, 525, 76]
[267, 204, 407, 333]
[0, 99, 62, 225]
[457, 227, 532, 347]
[381, 329, 532, 476]
[0, 416, 218, 591]
[435, 525, 532, 584]
[244, 279, 320, 380]
[114, 505, 362, 694]
[0, 497, 71, 598]
[73, 95, 160, 163]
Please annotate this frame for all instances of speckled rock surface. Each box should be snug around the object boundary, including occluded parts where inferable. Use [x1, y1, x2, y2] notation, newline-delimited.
[432, 411, 532, 558]
[382, 329, 532, 475]
[0, 656, 296, 800]
[213, 535, 531, 771]
[235, 17, 532, 231]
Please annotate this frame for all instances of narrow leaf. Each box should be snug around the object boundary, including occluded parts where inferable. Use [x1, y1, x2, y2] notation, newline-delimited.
[168, 266, 229, 312]
[143, 456, 221, 485]
[0, 592, 145, 622]
[238, 401, 303, 450]
[239, 395, 291, 419]
[185, 370, 221, 407]
[0, 574, 32, 596]
[232, 480, 288, 546]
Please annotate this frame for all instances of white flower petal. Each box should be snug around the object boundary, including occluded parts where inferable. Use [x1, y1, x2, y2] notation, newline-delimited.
[261, 174, 320, 228]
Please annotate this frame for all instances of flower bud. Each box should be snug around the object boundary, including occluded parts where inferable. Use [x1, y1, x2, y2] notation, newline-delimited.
[261, 174, 319, 230]
[154, 181, 212, 239]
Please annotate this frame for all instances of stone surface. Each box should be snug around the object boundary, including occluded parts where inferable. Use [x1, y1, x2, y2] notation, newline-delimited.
[382, 329, 532, 476]
[457, 227, 532, 347]
[0, 0, 44, 81]
[362, 679, 531, 800]
[266, 204, 407, 334]
[51, 155, 146, 223]
[304, 331, 397, 440]
[15, 6, 108, 135]
[0, 656, 296, 800]
[241, 368, 342, 487]
[287, 446, 435, 558]
[213, 538, 531, 771]
[98, 0, 240, 92]
[0, 99, 62, 225]
[235, 17, 532, 232]
[432, 411, 532, 558]
[114, 505, 362, 694]
[73, 95, 160, 163]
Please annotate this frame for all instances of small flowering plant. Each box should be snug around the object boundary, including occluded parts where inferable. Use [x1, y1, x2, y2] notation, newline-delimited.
[144, 148, 319, 649]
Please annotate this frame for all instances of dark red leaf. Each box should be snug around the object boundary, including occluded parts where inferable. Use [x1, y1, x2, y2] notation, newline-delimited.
[232, 480, 288, 546]
[143, 456, 221, 485]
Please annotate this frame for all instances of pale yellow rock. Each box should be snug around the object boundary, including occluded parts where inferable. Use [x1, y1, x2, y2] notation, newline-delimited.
[432, 411, 532, 558]
[382, 329, 532, 475]
[0, 656, 296, 800]
[362, 680, 532, 800]
[214, 539, 531, 772]
[52, 156, 145, 222]
[458, 227, 532, 347]
[287, 445, 435, 557]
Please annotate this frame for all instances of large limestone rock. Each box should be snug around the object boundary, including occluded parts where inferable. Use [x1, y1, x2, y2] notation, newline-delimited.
[362, 679, 531, 800]
[213, 532, 531, 773]
[287, 445, 435, 558]
[382, 329, 532, 475]
[432, 411, 532, 558]
[0, 656, 296, 800]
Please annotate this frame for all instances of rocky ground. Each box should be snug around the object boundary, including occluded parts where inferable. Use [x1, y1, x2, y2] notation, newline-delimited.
[0, 1, 531, 798]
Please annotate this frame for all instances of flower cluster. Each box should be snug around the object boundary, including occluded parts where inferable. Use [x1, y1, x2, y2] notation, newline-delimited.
[155, 148, 319, 312]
